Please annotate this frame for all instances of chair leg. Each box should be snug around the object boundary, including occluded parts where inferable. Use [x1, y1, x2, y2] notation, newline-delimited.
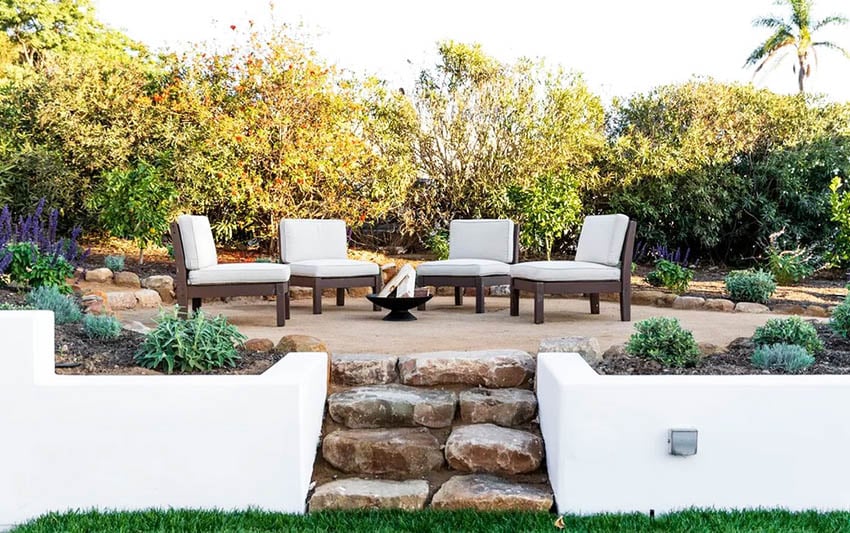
[336, 288, 345, 307]
[590, 293, 600, 315]
[373, 275, 382, 311]
[620, 286, 631, 322]
[191, 298, 202, 312]
[533, 282, 544, 324]
[510, 282, 519, 316]
[285, 291, 291, 320]
[475, 279, 485, 314]
[454, 286, 463, 306]
[312, 286, 322, 314]
[275, 283, 286, 327]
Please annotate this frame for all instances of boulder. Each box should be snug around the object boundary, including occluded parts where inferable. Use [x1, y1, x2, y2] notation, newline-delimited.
[142, 275, 175, 303]
[398, 350, 534, 388]
[603, 344, 628, 359]
[85, 268, 113, 283]
[81, 293, 111, 316]
[275, 335, 328, 355]
[331, 354, 398, 386]
[632, 290, 667, 306]
[122, 320, 151, 335]
[113, 271, 141, 288]
[772, 304, 807, 316]
[445, 423, 543, 475]
[309, 478, 429, 511]
[704, 298, 735, 312]
[698, 342, 723, 356]
[328, 384, 456, 428]
[244, 338, 275, 353]
[489, 284, 510, 297]
[538, 336, 601, 364]
[805, 305, 830, 318]
[322, 428, 443, 476]
[672, 296, 705, 310]
[347, 287, 373, 298]
[431, 474, 553, 512]
[459, 388, 537, 427]
[289, 287, 312, 300]
[106, 291, 137, 310]
[735, 302, 770, 313]
[656, 293, 678, 307]
[134, 289, 162, 308]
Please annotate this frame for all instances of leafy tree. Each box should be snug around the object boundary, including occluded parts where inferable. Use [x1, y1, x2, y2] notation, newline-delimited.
[746, 0, 849, 93]
[507, 174, 581, 260]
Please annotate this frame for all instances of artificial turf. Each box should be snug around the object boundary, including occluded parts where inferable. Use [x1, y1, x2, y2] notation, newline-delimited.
[10, 508, 850, 533]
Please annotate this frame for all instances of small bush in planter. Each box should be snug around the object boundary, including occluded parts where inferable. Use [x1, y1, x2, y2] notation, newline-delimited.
[645, 259, 693, 294]
[724, 270, 776, 304]
[752, 316, 823, 355]
[626, 316, 700, 367]
[831, 296, 850, 338]
[104, 255, 125, 272]
[25, 285, 82, 324]
[136, 308, 246, 373]
[83, 314, 122, 340]
[751, 343, 815, 372]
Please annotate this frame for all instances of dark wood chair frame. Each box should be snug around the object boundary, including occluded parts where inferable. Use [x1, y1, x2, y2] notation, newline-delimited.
[510, 220, 636, 324]
[416, 224, 520, 314]
[171, 222, 290, 326]
[287, 273, 383, 315]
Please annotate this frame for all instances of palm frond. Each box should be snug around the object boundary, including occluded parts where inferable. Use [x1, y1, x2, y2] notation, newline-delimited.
[813, 40, 850, 59]
[752, 16, 789, 30]
[788, 0, 812, 30]
[812, 15, 849, 31]
[746, 30, 796, 67]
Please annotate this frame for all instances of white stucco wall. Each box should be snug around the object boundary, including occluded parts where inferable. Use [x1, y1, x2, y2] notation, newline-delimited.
[0, 311, 327, 528]
[537, 352, 850, 515]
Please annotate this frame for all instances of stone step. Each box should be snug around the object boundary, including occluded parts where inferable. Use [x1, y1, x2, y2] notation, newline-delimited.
[398, 350, 534, 388]
[445, 424, 543, 475]
[309, 478, 429, 511]
[322, 428, 444, 476]
[459, 388, 537, 427]
[331, 354, 398, 386]
[328, 384, 456, 429]
[431, 474, 553, 511]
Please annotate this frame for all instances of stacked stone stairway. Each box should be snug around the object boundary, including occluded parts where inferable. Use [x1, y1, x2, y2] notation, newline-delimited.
[308, 350, 554, 512]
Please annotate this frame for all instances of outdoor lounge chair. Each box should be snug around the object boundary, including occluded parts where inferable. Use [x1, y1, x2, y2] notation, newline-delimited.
[171, 215, 291, 326]
[416, 219, 519, 313]
[279, 219, 382, 314]
[509, 214, 636, 324]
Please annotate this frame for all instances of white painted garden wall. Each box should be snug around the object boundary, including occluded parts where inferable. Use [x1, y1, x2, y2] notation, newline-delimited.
[0, 311, 327, 528]
[537, 352, 850, 515]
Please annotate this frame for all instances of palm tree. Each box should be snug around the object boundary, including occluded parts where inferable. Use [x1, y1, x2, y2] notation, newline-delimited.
[746, 0, 849, 93]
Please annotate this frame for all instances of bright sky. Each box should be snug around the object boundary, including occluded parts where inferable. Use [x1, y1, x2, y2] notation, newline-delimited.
[93, 0, 850, 103]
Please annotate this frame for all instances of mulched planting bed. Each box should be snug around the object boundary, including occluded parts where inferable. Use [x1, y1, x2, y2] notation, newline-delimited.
[596, 322, 850, 376]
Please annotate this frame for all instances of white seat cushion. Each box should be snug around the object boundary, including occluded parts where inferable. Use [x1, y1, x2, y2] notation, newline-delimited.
[188, 263, 291, 286]
[449, 219, 515, 263]
[574, 214, 629, 266]
[510, 261, 621, 282]
[280, 219, 348, 262]
[177, 215, 218, 270]
[417, 259, 510, 277]
[289, 259, 379, 278]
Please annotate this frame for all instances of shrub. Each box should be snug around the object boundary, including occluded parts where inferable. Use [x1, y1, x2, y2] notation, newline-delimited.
[724, 270, 776, 304]
[645, 259, 693, 294]
[5, 242, 75, 292]
[751, 343, 815, 372]
[82, 314, 122, 340]
[104, 255, 125, 272]
[766, 247, 812, 285]
[752, 316, 823, 355]
[507, 174, 582, 260]
[25, 285, 82, 324]
[425, 231, 449, 260]
[831, 297, 850, 338]
[135, 308, 246, 373]
[626, 316, 701, 367]
[0, 302, 33, 310]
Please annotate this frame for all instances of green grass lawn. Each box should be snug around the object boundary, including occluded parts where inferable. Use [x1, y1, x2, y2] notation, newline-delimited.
[10, 509, 850, 533]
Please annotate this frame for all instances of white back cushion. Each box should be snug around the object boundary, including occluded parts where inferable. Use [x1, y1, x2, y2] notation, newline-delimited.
[448, 219, 515, 263]
[575, 214, 630, 266]
[280, 219, 348, 263]
[177, 215, 218, 271]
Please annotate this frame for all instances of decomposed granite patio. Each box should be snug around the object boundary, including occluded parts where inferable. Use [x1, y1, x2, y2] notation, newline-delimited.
[118, 295, 795, 355]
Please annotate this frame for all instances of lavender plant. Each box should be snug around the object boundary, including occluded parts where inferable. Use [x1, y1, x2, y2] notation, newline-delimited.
[633, 241, 693, 267]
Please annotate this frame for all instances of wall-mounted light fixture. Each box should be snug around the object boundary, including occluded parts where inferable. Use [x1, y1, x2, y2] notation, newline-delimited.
[669, 428, 698, 456]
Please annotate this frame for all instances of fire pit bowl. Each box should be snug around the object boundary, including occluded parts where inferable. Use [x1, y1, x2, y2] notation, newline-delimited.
[366, 294, 433, 321]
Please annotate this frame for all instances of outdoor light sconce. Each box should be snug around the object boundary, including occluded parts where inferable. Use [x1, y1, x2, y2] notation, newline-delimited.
[668, 428, 698, 456]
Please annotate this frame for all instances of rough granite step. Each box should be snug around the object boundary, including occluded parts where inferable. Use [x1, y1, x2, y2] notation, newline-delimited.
[445, 423, 544, 475]
[459, 388, 537, 427]
[328, 384, 457, 429]
[430, 474, 553, 511]
[398, 350, 535, 387]
[309, 478, 429, 511]
[322, 428, 444, 476]
[331, 354, 399, 386]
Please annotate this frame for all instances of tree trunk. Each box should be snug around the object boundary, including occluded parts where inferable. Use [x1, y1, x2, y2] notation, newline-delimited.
[798, 57, 806, 93]
[138, 247, 145, 265]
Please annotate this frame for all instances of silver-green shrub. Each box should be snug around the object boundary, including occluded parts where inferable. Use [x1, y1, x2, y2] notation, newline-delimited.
[104, 255, 125, 272]
[83, 314, 121, 340]
[25, 285, 82, 324]
[751, 343, 814, 372]
[725, 270, 776, 304]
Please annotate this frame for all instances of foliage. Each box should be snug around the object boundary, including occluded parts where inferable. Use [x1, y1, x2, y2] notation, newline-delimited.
[0, 302, 32, 310]
[87, 161, 176, 264]
[135, 308, 246, 373]
[645, 259, 693, 294]
[4, 241, 74, 291]
[830, 296, 850, 338]
[25, 284, 81, 324]
[745, 0, 849, 93]
[507, 174, 582, 259]
[103, 254, 124, 272]
[82, 313, 121, 340]
[752, 316, 823, 355]
[751, 343, 815, 372]
[633, 242, 691, 266]
[828, 176, 850, 267]
[626, 316, 701, 367]
[724, 270, 777, 304]
[766, 247, 812, 285]
[425, 230, 449, 260]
